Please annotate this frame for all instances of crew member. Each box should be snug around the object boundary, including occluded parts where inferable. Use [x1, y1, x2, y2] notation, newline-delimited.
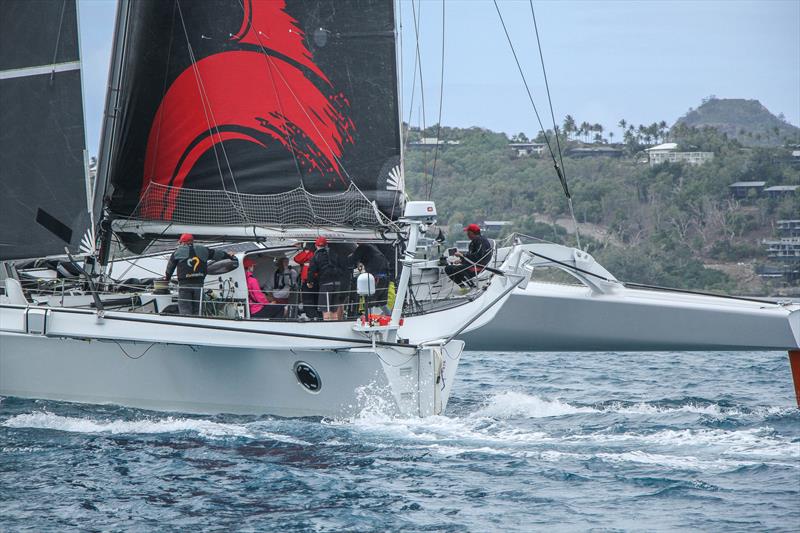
[445, 223, 493, 288]
[293, 242, 317, 320]
[349, 243, 391, 314]
[244, 257, 283, 319]
[307, 236, 344, 320]
[165, 234, 233, 315]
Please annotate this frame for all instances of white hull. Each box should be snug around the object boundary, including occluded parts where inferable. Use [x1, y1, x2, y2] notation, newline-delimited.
[461, 282, 799, 351]
[0, 332, 462, 418]
[461, 245, 800, 352]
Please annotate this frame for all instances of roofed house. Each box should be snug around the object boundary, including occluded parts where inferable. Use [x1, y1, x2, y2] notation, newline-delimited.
[777, 220, 800, 237]
[763, 185, 799, 198]
[645, 142, 714, 167]
[566, 146, 623, 158]
[729, 181, 766, 199]
[408, 137, 461, 150]
[508, 142, 546, 157]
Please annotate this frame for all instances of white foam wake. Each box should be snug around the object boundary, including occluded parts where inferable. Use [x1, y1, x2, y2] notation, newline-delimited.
[1, 411, 310, 445]
[474, 391, 594, 419]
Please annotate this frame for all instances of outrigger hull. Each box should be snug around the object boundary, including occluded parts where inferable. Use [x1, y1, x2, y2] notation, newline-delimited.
[461, 271, 799, 352]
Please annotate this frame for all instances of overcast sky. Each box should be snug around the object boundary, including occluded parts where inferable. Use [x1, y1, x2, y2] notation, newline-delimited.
[78, 0, 800, 156]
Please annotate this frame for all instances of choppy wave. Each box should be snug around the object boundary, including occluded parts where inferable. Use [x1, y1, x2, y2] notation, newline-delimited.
[2, 412, 310, 445]
[1, 351, 798, 531]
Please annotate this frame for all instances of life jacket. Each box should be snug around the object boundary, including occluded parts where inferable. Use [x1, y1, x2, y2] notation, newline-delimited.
[176, 244, 208, 284]
[311, 248, 342, 284]
[293, 250, 314, 281]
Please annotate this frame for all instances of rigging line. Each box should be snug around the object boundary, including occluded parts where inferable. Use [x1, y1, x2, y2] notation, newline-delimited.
[147, 1, 178, 181]
[174, 1, 233, 198]
[428, 0, 446, 200]
[410, 0, 430, 186]
[252, 29, 355, 185]
[49, 0, 68, 81]
[492, 1, 565, 193]
[235, 0, 306, 190]
[529, 1, 580, 249]
[176, 1, 250, 225]
[403, 0, 420, 151]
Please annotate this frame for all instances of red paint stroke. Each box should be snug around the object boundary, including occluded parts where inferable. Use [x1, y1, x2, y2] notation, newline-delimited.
[140, 0, 354, 219]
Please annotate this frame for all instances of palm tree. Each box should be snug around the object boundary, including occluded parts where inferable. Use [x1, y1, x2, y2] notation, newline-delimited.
[658, 120, 668, 142]
[594, 123, 604, 143]
[563, 115, 576, 140]
[580, 121, 591, 143]
[608, 131, 614, 144]
[618, 119, 627, 130]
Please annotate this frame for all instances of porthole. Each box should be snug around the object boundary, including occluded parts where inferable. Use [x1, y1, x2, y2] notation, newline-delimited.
[294, 361, 321, 393]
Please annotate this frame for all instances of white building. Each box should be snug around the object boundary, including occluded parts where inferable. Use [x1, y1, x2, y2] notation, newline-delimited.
[645, 142, 714, 167]
[409, 137, 461, 149]
[508, 142, 546, 157]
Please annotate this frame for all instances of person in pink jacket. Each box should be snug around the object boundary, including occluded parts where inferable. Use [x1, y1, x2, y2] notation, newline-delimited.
[244, 257, 282, 319]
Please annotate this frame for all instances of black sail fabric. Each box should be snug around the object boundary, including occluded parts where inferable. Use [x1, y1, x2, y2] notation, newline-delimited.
[103, 0, 403, 226]
[0, 0, 90, 261]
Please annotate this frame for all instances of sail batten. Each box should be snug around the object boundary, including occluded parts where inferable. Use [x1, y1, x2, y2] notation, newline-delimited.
[103, 0, 403, 231]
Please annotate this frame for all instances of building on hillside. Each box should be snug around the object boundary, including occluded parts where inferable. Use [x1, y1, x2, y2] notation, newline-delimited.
[645, 142, 714, 167]
[508, 142, 546, 157]
[566, 146, 623, 158]
[764, 237, 800, 260]
[408, 137, 460, 150]
[759, 220, 800, 284]
[728, 181, 766, 199]
[763, 185, 799, 198]
[777, 220, 800, 237]
[482, 220, 512, 236]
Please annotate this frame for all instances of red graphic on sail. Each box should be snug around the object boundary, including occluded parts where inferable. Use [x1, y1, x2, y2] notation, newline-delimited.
[140, 0, 355, 219]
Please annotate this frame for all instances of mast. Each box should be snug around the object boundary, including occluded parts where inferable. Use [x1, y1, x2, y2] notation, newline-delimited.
[94, 0, 131, 265]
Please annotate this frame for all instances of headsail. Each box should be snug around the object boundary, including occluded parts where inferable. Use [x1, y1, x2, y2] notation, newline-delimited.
[0, 0, 90, 260]
[101, 0, 403, 233]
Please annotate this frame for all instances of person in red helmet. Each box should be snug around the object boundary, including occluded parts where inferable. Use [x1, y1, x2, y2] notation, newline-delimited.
[307, 236, 345, 320]
[243, 257, 283, 319]
[292, 241, 318, 320]
[445, 223, 493, 289]
[165, 234, 234, 315]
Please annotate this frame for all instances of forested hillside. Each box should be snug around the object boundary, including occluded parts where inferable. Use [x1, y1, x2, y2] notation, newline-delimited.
[404, 122, 799, 295]
[676, 97, 800, 147]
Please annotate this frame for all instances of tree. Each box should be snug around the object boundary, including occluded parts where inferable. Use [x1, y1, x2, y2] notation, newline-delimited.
[563, 115, 576, 140]
[593, 123, 604, 143]
[618, 119, 627, 131]
[609, 131, 615, 144]
[580, 121, 591, 143]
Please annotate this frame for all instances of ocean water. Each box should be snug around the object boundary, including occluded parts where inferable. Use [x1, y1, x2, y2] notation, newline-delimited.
[1, 351, 798, 532]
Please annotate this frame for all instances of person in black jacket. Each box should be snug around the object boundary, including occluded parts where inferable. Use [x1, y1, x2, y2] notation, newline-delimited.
[306, 236, 344, 320]
[165, 234, 234, 315]
[349, 243, 391, 314]
[445, 223, 493, 289]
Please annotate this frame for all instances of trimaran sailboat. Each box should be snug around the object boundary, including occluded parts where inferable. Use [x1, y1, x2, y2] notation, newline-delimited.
[1, 0, 798, 416]
[0, 0, 536, 418]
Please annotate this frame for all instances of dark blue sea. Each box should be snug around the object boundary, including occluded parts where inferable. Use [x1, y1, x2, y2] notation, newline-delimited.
[2, 351, 798, 532]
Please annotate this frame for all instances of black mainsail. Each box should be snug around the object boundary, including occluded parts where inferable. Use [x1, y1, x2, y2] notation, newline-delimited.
[0, 0, 90, 261]
[100, 0, 403, 234]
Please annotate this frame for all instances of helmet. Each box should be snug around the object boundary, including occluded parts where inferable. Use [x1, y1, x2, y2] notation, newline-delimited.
[463, 223, 481, 234]
[179, 233, 194, 243]
[315, 236, 328, 247]
[242, 257, 255, 268]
